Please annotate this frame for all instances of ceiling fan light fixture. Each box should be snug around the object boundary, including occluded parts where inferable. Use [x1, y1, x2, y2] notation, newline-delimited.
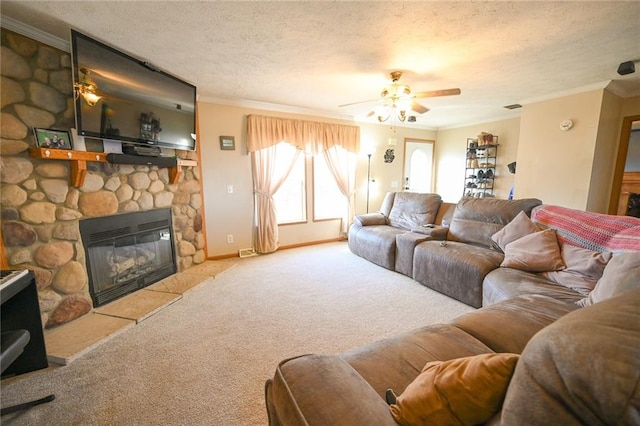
[74, 68, 102, 107]
[396, 98, 412, 111]
[383, 83, 411, 99]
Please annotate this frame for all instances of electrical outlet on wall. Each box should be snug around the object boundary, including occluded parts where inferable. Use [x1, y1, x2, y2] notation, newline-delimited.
[226, 234, 234, 243]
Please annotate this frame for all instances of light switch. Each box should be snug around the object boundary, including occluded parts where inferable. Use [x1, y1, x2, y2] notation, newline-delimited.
[227, 185, 234, 194]
[391, 180, 398, 188]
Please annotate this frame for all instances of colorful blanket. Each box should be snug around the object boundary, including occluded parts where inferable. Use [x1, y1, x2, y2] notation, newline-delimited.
[531, 205, 640, 253]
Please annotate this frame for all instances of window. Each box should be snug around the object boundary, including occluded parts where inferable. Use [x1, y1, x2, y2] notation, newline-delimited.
[273, 143, 306, 224]
[313, 154, 346, 220]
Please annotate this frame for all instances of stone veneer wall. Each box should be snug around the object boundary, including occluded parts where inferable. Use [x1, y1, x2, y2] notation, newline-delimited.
[0, 29, 205, 329]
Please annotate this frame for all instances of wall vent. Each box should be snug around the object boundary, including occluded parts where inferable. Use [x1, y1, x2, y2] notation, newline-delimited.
[239, 248, 257, 258]
[503, 104, 522, 110]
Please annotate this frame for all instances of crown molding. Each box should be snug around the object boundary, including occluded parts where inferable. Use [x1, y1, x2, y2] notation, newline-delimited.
[1, 16, 70, 52]
[200, 95, 360, 123]
[199, 95, 445, 130]
[437, 111, 522, 130]
[519, 81, 612, 105]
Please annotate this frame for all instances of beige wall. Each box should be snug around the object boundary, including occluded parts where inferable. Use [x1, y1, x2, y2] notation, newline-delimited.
[622, 95, 640, 117]
[515, 90, 640, 212]
[357, 123, 437, 212]
[197, 103, 436, 257]
[198, 91, 640, 257]
[434, 117, 521, 203]
[515, 90, 604, 209]
[588, 90, 623, 212]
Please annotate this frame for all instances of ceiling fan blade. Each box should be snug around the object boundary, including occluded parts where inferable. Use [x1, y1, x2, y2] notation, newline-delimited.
[413, 88, 461, 98]
[411, 102, 429, 114]
[338, 99, 380, 108]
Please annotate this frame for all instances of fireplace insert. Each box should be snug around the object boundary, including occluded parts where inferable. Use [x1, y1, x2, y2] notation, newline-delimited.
[79, 208, 177, 307]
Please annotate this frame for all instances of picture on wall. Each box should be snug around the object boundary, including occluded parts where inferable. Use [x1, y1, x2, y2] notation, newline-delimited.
[220, 136, 235, 150]
[33, 128, 73, 150]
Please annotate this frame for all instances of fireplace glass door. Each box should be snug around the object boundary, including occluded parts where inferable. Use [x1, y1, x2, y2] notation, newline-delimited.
[88, 230, 172, 294]
[80, 209, 176, 307]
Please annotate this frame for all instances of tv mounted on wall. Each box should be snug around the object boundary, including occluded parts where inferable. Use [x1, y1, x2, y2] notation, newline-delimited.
[70, 29, 197, 151]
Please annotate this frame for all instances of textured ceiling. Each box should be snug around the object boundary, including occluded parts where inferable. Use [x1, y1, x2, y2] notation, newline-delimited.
[2, 1, 640, 129]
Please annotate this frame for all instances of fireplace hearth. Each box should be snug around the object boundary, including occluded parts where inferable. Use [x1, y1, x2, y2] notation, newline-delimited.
[79, 209, 177, 307]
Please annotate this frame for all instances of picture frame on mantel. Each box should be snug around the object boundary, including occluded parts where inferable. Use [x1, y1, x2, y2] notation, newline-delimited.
[33, 127, 72, 150]
[219, 136, 235, 151]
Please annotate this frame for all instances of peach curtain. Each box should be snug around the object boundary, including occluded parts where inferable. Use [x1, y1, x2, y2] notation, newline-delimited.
[322, 145, 357, 236]
[251, 144, 301, 254]
[247, 115, 360, 253]
[246, 115, 360, 154]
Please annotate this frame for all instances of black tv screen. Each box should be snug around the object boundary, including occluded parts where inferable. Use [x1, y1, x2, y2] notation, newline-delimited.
[71, 30, 197, 151]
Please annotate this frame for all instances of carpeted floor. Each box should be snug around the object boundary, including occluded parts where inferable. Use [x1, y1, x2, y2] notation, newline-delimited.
[0, 242, 474, 425]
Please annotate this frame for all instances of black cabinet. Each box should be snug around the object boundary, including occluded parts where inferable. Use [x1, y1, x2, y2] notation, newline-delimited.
[1, 270, 48, 378]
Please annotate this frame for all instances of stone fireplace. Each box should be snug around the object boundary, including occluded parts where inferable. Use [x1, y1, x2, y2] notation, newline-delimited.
[1, 28, 206, 330]
[80, 209, 177, 307]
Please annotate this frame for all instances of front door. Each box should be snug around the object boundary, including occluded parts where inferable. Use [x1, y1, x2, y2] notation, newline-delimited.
[403, 140, 434, 193]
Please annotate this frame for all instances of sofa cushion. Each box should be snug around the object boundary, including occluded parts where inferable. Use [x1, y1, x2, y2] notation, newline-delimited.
[387, 192, 441, 231]
[448, 198, 542, 248]
[453, 293, 579, 353]
[491, 210, 540, 252]
[500, 229, 564, 272]
[348, 224, 406, 270]
[483, 268, 584, 306]
[577, 252, 640, 307]
[341, 324, 493, 399]
[413, 241, 504, 308]
[540, 244, 612, 295]
[389, 353, 519, 426]
[501, 288, 640, 425]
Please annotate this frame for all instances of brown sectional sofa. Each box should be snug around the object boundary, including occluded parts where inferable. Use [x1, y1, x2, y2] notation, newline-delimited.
[347, 191, 452, 272]
[265, 289, 640, 425]
[265, 195, 640, 425]
[412, 197, 542, 307]
[349, 194, 545, 307]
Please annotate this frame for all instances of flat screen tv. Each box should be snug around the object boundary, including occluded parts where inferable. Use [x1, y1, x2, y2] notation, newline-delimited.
[71, 29, 197, 151]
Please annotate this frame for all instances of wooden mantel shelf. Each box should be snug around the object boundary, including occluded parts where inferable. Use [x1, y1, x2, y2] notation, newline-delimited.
[28, 148, 197, 187]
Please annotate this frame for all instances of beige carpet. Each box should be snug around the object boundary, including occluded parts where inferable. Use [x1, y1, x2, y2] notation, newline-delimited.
[0, 242, 473, 425]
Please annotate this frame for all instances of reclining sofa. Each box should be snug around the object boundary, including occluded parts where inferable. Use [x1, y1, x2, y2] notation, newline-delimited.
[349, 193, 543, 307]
[266, 194, 640, 425]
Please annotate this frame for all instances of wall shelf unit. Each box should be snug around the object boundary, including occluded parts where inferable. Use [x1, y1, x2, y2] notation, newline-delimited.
[28, 148, 197, 188]
[463, 137, 498, 198]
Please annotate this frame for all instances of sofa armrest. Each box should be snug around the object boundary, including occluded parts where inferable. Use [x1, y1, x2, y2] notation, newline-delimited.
[354, 212, 387, 226]
[267, 354, 397, 426]
[411, 225, 448, 240]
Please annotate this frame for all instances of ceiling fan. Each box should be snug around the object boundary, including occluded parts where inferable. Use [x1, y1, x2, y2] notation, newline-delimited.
[339, 71, 461, 122]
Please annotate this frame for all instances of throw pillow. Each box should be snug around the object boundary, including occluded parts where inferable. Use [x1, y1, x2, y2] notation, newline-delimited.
[491, 211, 539, 253]
[389, 353, 519, 426]
[577, 252, 640, 307]
[501, 229, 565, 272]
[540, 245, 613, 295]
